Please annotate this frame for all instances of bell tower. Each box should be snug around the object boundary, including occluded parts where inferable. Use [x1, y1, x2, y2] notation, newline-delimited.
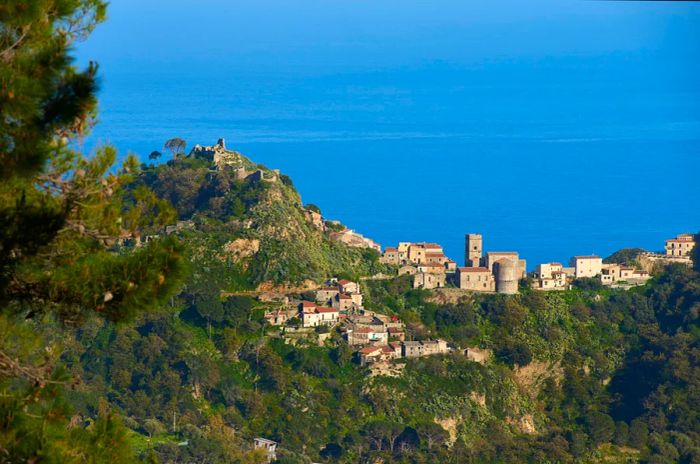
[465, 233, 483, 267]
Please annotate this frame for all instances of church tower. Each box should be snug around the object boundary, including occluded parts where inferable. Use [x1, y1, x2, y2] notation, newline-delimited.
[465, 233, 483, 267]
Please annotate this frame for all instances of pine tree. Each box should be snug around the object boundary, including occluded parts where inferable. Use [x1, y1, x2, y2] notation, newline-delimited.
[0, 2, 186, 461]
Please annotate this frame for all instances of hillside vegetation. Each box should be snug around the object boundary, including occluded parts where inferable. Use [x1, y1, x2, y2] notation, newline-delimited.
[135, 153, 388, 290]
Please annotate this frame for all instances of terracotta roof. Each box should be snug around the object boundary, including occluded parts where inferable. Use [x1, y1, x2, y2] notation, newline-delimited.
[458, 267, 491, 272]
[549, 262, 563, 267]
[388, 327, 404, 333]
[354, 327, 373, 334]
[337, 293, 352, 300]
[319, 287, 339, 292]
[381, 345, 396, 354]
[337, 279, 354, 285]
[300, 301, 316, 308]
[488, 251, 518, 256]
[384, 247, 398, 252]
[359, 346, 381, 355]
[573, 255, 601, 259]
[315, 307, 338, 313]
[667, 237, 694, 243]
[426, 253, 445, 258]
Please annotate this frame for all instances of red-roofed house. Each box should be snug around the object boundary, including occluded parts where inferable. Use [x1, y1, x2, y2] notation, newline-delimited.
[300, 304, 339, 328]
[337, 279, 360, 294]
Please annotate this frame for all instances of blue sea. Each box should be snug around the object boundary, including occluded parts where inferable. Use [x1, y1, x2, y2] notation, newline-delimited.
[79, 0, 700, 269]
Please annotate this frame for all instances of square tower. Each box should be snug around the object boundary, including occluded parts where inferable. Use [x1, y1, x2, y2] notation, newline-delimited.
[465, 234, 483, 267]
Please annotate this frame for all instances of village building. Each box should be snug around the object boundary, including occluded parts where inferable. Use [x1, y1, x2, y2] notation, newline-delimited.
[329, 229, 381, 252]
[346, 326, 389, 346]
[461, 234, 526, 294]
[333, 292, 354, 311]
[465, 233, 484, 267]
[388, 327, 406, 341]
[315, 286, 340, 305]
[299, 301, 339, 328]
[379, 247, 401, 265]
[456, 267, 496, 292]
[600, 263, 651, 286]
[358, 344, 401, 366]
[532, 262, 568, 290]
[263, 308, 298, 326]
[402, 339, 449, 358]
[413, 271, 447, 289]
[665, 233, 695, 257]
[253, 438, 278, 463]
[570, 256, 603, 279]
[398, 265, 418, 276]
[337, 279, 360, 294]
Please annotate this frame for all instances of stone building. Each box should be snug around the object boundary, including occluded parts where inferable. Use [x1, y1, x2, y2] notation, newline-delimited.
[532, 263, 568, 290]
[413, 271, 447, 289]
[600, 264, 651, 286]
[402, 339, 449, 358]
[665, 233, 695, 257]
[379, 247, 401, 265]
[570, 256, 603, 279]
[253, 438, 278, 463]
[465, 233, 483, 267]
[299, 301, 339, 328]
[456, 267, 496, 292]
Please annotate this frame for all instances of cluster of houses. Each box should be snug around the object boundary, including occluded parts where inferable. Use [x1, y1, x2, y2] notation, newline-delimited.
[263, 278, 449, 366]
[380, 235, 527, 295]
[379, 232, 696, 294]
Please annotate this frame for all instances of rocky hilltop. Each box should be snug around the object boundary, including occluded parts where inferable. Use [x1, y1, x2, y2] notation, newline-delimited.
[136, 139, 389, 291]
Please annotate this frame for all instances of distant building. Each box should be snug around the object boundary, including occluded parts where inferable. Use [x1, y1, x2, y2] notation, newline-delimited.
[337, 279, 360, 294]
[600, 263, 651, 286]
[299, 301, 339, 327]
[253, 437, 277, 463]
[532, 263, 568, 290]
[665, 233, 695, 257]
[402, 339, 449, 358]
[570, 256, 603, 279]
[329, 229, 381, 252]
[253, 438, 278, 463]
[465, 233, 483, 267]
[456, 267, 496, 292]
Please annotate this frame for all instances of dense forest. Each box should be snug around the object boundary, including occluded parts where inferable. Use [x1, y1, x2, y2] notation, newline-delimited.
[1, 2, 699, 464]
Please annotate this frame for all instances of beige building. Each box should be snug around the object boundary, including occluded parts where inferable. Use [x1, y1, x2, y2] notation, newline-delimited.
[485, 252, 526, 279]
[456, 267, 496, 292]
[379, 247, 400, 265]
[347, 326, 389, 346]
[299, 301, 339, 328]
[570, 255, 603, 279]
[329, 229, 381, 252]
[532, 262, 568, 290]
[337, 279, 360, 294]
[665, 233, 695, 257]
[315, 287, 340, 305]
[398, 265, 417, 276]
[413, 271, 447, 289]
[333, 293, 354, 311]
[402, 339, 449, 358]
[601, 263, 651, 286]
[465, 233, 483, 267]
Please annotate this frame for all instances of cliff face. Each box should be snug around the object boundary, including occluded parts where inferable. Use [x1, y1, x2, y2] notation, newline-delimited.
[139, 144, 388, 289]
